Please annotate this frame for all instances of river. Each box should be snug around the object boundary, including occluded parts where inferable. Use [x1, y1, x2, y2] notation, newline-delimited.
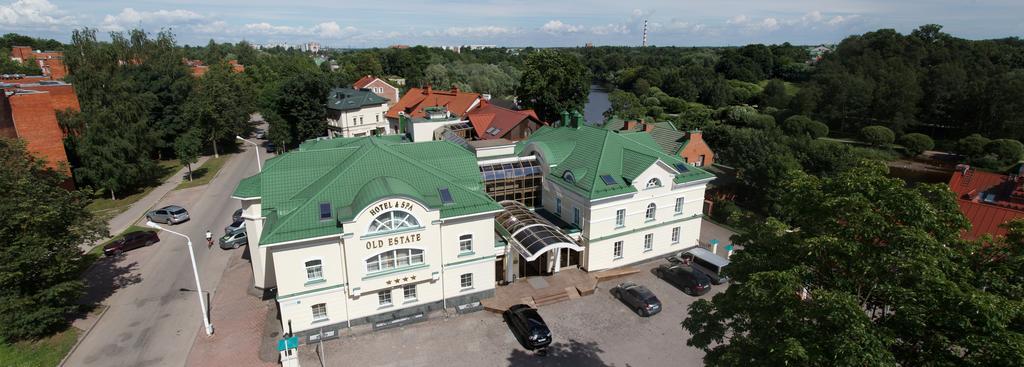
[583, 84, 610, 125]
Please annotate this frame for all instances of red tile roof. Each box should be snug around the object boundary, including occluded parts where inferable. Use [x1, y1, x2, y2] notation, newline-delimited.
[385, 86, 480, 119]
[948, 165, 1024, 239]
[466, 101, 542, 140]
[353, 75, 377, 89]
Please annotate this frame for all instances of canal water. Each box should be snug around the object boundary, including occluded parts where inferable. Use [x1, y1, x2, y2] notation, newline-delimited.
[583, 84, 610, 126]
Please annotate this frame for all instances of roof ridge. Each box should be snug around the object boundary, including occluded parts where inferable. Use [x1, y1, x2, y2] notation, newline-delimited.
[381, 140, 495, 203]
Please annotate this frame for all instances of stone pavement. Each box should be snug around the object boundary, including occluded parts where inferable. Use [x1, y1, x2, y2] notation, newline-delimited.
[185, 246, 279, 367]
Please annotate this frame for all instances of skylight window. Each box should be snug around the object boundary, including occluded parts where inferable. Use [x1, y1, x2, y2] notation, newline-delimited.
[674, 163, 690, 173]
[439, 187, 454, 204]
[319, 202, 332, 220]
[562, 170, 575, 183]
[485, 127, 502, 136]
[600, 175, 616, 186]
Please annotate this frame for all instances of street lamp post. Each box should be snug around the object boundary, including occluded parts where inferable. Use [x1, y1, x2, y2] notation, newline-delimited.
[146, 221, 214, 336]
[236, 136, 262, 172]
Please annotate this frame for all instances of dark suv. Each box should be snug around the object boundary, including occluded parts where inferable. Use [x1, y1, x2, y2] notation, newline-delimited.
[503, 304, 552, 351]
[103, 230, 159, 256]
[611, 282, 662, 317]
[655, 264, 712, 296]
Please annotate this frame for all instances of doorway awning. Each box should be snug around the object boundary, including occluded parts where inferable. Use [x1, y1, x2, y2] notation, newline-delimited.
[495, 200, 582, 262]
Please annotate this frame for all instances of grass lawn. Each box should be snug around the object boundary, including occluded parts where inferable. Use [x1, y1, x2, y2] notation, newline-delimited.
[85, 160, 181, 218]
[757, 79, 801, 96]
[0, 327, 80, 367]
[176, 154, 230, 190]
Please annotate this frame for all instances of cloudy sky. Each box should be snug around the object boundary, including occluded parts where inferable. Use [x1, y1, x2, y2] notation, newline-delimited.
[2, 0, 1022, 47]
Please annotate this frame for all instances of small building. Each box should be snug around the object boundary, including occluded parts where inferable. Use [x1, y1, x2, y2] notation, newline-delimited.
[0, 80, 81, 174]
[386, 86, 482, 131]
[10, 46, 67, 80]
[466, 100, 546, 141]
[326, 88, 390, 138]
[353, 75, 400, 106]
[400, 106, 472, 143]
[602, 117, 714, 167]
[948, 164, 1024, 239]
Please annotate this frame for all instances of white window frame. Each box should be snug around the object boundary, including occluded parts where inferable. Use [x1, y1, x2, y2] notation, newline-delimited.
[615, 209, 625, 228]
[365, 248, 425, 273]
[573, 207, 580, 226]
[311, 303, 328, 322]
[674, 197, 684, 214]
[646, 178, 661, 189]
[458, 234, 473, 254]
[645, 203, 656, 221]
[403, 284, 417, 301]
[672, 227, 680, 244]
[644, 233, 653, 252]
[367, 210, 421, 234]
[460, 273, 473, 289]
[613, 241, 623, 259]
[305, 259, 324, 282]
[378, 290, 392, 306]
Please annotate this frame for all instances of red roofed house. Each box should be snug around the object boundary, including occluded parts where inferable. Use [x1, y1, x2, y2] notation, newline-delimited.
[466, 100, 546, 141]
[353, 75, 399, 105]
[386, 85, 482, 131]
[10, 46, 67, 80]
[947, 164, 1024, 240]
[0, 80, 81, 175]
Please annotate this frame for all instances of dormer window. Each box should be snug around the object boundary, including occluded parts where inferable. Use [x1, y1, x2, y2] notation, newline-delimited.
[319, 202, 332, 220]
[562, 170, 575, 183]
[646, 178, 662, 189]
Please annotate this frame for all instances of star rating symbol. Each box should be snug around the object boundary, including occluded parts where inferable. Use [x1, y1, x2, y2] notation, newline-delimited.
[395, 278, 401, 284]
[386, 280, 392, 285]
[410, 275, 416, 280]
[402, 277, 409, 282]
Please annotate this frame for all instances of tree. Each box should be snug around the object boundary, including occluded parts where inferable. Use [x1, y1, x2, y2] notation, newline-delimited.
[606, 90, 646, 120]
[899, 133, 934, 156]
[759, 79, 790, 108]
[0, 138, 107, 342]
[272, 72, 329, 146]
[174, 129, 201, 181]
[182, 62, 256, 157]
[956, 134, 990, 159]
[984, 139, 1024, 167]
[782, 115, 829, 139]
[860, 125, 895, 147]
[516, 50, 589, 121]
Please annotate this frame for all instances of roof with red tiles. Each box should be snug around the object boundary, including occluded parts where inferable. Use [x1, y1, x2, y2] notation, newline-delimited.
[353, 75, 382, 89]
[466, 100, 542, 140]
[948, 165, 1024, 239]
[385, 86, 480, 120]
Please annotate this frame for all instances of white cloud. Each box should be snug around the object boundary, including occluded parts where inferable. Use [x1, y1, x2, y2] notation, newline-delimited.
[423, 26, 518, 38]
[314, 21, 356, 38]
[101, 8, 208, 32]
[540, 20, 583, 34]
[0, 0, 73, 28]
[591, 23, 629, 35]
[725, 11, 857, 33]
[240, 21, 357, 39]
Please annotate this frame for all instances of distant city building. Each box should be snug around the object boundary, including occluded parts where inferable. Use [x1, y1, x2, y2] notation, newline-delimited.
[9, 46, 67, 80]
[389, 44, 410, 49]
[325, 87, 390, 138]
[353, 75, 400, 105]
[807, 44, 834, 64]
[0, 80, 80, 174]
[302, 42, 321, 53]
[184, 59, 245, 77]
[948, 164, 1024, 239]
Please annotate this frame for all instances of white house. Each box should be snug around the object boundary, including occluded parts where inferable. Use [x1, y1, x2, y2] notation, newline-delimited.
[326, 88, 390, 138]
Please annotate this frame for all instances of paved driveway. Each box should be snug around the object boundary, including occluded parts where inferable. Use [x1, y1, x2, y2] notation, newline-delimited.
[299, 259, 724, 367]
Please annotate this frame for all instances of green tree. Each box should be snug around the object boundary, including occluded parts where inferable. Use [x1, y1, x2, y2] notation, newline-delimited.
[272, 72, 329, 146]
[183, 62, 256, 157]
[782, 115, 828, 139]
[516, 50, 589, 121]
[759, 79, 790, 108]
[0, 138, 107, 342]
[606, 90, 646, 120]
[860, 125, 895, 147]
[899, 133, 934, 156]
[956, 134, 990, 159]
[174, 129, 201, 181]
[984, 139, 1024, 167]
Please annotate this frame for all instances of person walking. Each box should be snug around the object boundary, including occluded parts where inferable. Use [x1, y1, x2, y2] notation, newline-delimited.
[205, 230, 213, 249]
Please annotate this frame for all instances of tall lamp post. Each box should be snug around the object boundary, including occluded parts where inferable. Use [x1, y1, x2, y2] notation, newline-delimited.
[236, 136, 262, 172]
[146, 221, 214, 336]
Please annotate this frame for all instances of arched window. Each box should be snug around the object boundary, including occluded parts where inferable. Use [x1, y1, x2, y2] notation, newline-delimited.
[645, 203, 656, 221]
[646, 178, 662, 189]
[368, 210, 420, 234]
[366, 248, 424, 273]
[562, 170, 575, 183]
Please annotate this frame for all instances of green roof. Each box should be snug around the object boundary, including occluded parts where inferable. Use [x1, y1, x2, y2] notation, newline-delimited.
[327, 87, 388, 111]
[520, 125, 714, 200]
[600, 117, 690, 156]
[232, 135, 501, 246]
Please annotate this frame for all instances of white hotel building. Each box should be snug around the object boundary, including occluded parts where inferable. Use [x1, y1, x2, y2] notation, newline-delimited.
[232, 114, 713, 342]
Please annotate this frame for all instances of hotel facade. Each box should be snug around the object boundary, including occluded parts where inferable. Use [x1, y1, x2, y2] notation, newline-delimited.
[233, 115, 713, 341]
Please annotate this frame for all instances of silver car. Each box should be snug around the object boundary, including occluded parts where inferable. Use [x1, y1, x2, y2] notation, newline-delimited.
[224, 218, 245, 234]
[147, 205, 190, 225]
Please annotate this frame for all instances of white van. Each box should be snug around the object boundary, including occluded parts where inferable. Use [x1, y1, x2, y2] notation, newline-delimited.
[666, 247, 730, 285]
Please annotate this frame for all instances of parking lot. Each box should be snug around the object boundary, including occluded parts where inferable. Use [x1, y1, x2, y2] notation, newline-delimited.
[298, 259, 725, 367]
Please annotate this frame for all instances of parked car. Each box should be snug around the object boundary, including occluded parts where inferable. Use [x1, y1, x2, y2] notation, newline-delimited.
[224, 218, 245, 234]
[253, 129, 266, 139]
[219, 230, 248, 249]
[666, 247, 731, 285]
[610, 282, 662, 317]
[232, 208, 243, 222]
[654, 264, 712, 296]
[265, 142, 276, 153]
[502, 304, 552, 351]
[104, 230, 159, 256]
[146, 205, 190, 224]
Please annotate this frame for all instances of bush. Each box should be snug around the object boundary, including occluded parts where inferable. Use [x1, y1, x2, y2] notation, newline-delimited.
[956, 134, 990, 159]
[860, 125, 895, 147]
[782, 115, 829, 139]
[984, 139, 1024, 167]
[899, 133, 935, 156]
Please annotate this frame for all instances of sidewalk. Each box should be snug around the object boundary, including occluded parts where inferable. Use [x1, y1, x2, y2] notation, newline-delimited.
[83, 156, 210, 251]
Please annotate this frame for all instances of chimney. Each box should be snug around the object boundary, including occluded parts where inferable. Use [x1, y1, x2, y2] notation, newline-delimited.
[643, 121, 655, 132]
[425, 85, 432, 94]
[560, 111, 570, 128]
[573, 110, 584, 129]
[624, 120, 637, 131]
[451, 84, 459, 93]
[688, 129, 703, 142]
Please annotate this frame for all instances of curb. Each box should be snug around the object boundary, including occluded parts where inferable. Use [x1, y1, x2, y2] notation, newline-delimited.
[58, 305, 110, 367]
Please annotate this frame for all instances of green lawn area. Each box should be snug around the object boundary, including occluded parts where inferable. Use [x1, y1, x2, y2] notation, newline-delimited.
[85, 160, 181, 218]
[176, 154, 231, 190]
[0, 327, 80, 367]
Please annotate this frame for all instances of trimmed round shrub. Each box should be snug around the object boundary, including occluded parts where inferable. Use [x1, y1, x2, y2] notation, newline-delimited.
[860, 125, 895, 147]
[782, 115, 829, 139]
[899, 133, 935, 156]
[984, 139, 1024, 166]
[956, 134, 990, 159]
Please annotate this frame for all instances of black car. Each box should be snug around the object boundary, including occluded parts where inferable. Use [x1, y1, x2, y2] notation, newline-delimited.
[610, 282, 662, 317]
[232, 208, 243, 222]
[654, 264, 712, 296]
[502, 304, 552, 351]
[103, 230, 159, 256]
[265, 142, 276, 153]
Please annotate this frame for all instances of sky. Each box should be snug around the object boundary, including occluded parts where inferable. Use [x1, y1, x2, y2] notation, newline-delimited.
[1, 0, 1022, 47]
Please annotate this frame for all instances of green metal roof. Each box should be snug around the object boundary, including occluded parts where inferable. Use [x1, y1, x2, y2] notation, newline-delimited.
[520, 125, 715, 200]
[600, 117, 690, 156]
[233, 135, 501, 246]
[327, 87, 388, 111]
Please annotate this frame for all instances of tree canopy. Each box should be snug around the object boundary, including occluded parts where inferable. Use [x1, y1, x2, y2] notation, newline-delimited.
[516, 50, 589, 122]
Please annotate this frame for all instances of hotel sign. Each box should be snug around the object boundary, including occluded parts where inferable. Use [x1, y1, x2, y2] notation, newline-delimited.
[366, 233, 422, 249]
[368, 200, 415, 216]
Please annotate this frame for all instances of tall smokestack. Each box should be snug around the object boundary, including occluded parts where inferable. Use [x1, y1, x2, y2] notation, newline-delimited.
[642, 19, 648, 47]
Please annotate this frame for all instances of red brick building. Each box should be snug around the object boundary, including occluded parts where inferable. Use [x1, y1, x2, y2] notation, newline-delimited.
[948, 164, 1024, 239]
[353, 75, 400, 105]
[0, 81, 80, 173]
[185, 59, 245, 77]
[10, 46, 67, 80]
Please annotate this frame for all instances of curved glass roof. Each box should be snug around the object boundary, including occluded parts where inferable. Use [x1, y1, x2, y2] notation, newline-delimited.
[496, 200, 582, 261]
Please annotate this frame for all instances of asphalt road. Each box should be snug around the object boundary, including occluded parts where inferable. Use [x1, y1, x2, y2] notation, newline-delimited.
[64, 143, 268, 367]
